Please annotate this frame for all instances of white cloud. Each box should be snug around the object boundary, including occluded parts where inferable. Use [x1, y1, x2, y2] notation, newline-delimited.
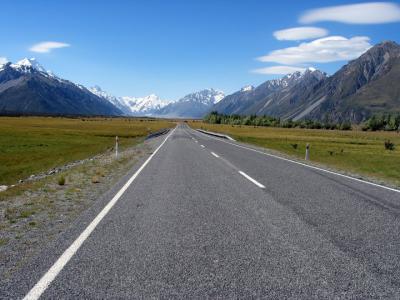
[273, 27, 328, 41]
[30, 41, 70, 53]
[257, 36, 372, 65]
[0, 57, 8, 64]
[252, 66, 307, 75]
[300, 2, 400, 24]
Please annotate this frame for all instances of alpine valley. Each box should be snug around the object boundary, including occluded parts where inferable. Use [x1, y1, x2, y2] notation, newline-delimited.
[0, 41, 399, 122]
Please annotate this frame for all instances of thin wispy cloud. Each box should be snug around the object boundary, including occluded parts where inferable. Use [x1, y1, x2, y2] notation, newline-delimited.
[30, 41, 70, 53]
[252, 66, 307, 75]
[300, 2, 400, 24]
[0, 57, 8, 64]
[257, 36, 372, 65]
[273, 27, 328, 41]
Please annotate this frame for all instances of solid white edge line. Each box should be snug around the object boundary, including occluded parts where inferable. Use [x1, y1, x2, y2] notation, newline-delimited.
[239, 171, 266, 189]
[23, 127, 177, 300]
[196, 129, 236, 141]
[211, 152, 219, 158]
[193, 128, 400, 194]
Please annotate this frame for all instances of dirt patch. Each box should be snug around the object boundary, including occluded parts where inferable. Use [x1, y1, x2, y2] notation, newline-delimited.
[0, 140, 154, 279]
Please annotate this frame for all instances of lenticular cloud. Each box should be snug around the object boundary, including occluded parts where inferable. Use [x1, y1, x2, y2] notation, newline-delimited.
[273, 27, 328, 41]
[299, 2, 400, 24]
[257, 36, 372, 65]
[30, 42, 70, 53]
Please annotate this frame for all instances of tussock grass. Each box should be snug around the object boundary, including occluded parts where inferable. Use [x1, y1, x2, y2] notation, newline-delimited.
[91, 175, 100, 184]
[190, 121, 400, 186]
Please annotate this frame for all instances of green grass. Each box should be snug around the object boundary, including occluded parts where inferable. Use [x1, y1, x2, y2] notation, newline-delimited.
[190, 121, 400, 187]
[0, 116, 174, 185]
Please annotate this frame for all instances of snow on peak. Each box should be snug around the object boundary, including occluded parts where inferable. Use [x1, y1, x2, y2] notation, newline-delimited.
[89, 85, 111, 98]
[241, 85, 254, 92]
[89, 85, 170, 116]
[179, 88, 225, 105]
[268, 67, 324, 88]
[0, 63, 7, 72]
[121, 94, 169, 114]
[8, 57, 63, 80]
[11, 58, 47, 73]
[89, 85, 134, 115]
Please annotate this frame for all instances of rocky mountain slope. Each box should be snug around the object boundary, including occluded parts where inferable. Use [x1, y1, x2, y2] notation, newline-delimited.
[0, 59, 121, 116]
[302, 41, 400, 123]
[89, 86, 132, 115]
[213, 41, 400, 123]
[213, 68, 326, 117]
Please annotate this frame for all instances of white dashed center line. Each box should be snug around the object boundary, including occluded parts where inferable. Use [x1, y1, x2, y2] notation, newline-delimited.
[200, 145, 205, 148]
[211, 152, 219, 158]
[239, 171, 265, 189]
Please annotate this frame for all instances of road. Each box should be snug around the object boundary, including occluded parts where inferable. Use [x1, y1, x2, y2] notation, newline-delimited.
[3, 123, 400, 299]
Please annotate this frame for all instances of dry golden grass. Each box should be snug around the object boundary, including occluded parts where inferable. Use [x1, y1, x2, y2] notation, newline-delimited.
[0, 116, 174, 185]
[190, 121, 400, 187]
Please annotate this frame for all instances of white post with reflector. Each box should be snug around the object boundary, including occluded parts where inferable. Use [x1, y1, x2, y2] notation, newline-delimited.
[305, 143, 310, 161]
[115, 136, 119, 159]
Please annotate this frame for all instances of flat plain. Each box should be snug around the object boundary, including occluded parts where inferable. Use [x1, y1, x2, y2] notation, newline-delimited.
[0, 117, 174, 185]
[189, 121, 400, 187]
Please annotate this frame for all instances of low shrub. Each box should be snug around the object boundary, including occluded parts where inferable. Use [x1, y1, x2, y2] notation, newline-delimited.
[58, 175, 66, 186]
[384, 140, 395, 151]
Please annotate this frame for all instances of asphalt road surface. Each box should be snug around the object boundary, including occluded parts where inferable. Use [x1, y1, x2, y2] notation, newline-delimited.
[3, 124, 400, 299]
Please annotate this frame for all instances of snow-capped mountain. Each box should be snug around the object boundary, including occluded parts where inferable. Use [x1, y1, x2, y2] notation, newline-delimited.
[0, 58, 122, 116]
[1, 58, 222, 118]
[10, 58, 48, 74]
[241, 85, 254, 92]
[122, 94, 169, 116]
[155, 88, 225, 118]
[177, 88, 224, 105]
[90, 86, 169, 116]
[89, 86, 132, 115]
[214, 42, 400, 123]
[212, 68, 327, 116]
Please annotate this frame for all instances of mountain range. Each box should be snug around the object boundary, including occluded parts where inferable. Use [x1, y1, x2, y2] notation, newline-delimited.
[214, 41, 400, 123]
[0, 41, 399, 122]
[90, 86, 224, 118]
[0, 59, 121, 116]
[155, 89, 224, 118]
[89, 86, 170, 116]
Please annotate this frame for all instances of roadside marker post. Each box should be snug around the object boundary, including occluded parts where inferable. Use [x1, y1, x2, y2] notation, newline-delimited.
[115, 136, 119, 159]
[305, 143, 310, 160]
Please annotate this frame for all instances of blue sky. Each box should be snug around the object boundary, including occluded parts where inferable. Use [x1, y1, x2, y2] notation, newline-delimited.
[1, 0, 400, 100]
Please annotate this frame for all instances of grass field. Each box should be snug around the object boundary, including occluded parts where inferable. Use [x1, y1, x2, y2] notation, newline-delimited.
[0, 117, 174, 185]
[190, 121, 400, 187]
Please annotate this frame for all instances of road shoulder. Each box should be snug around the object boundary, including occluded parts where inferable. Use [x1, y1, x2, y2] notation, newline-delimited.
[0, 135, 165, 293]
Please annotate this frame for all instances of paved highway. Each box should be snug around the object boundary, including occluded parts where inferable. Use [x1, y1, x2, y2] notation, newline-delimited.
[3, 123, 400, 299]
